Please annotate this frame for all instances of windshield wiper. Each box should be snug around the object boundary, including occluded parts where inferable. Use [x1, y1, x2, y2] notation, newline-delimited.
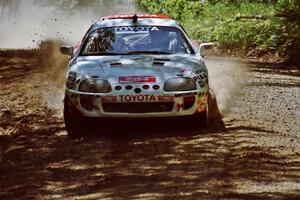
[81, 51, 127, 56]
[127, 51, 172, 55]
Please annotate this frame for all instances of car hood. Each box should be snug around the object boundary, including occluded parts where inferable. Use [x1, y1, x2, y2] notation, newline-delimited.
[75, 54, 203, 84]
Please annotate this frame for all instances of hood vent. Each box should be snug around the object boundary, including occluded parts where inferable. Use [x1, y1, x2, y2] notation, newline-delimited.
[153, 58, 170, 62]
[110, 62, 122, 67]
[153, 61, 165, 66]
[152, 58, 170, 66]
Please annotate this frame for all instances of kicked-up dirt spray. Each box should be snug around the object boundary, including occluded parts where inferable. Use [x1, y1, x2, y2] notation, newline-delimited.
[0, 0, 136, 48]
[206, 56, 246, 116]
[0, 0, 136, 113]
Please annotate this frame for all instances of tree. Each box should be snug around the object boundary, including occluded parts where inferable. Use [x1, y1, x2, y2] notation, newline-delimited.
[275, 0, 300, 63]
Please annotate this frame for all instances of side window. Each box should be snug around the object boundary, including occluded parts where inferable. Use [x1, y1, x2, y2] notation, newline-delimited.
[178, 24, 195, 54]
[169, 30, 193, 54]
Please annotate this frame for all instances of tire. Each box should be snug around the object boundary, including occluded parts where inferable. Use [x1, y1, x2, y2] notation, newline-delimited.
[204, 90, 212, 125]
[64, 94, 84, 137]
[199, 108, 209, 126]
[191, 90, 212, 127]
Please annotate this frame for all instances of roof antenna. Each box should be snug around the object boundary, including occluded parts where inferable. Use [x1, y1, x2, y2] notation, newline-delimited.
[132, 13, 138, 23]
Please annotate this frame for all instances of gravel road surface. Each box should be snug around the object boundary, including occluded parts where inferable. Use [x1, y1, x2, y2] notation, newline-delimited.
[0, 47, 299, 199]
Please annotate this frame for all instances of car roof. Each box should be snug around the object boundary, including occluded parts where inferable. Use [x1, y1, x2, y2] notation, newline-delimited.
[91, 14, 181, 31]
[101, 14, 172, 20]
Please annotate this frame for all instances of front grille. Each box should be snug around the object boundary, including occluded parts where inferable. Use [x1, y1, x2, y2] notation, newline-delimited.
[102, 102, 174, 113]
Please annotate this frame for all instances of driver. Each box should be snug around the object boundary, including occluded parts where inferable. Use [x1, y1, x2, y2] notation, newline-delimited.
[85, 32, 101, 53]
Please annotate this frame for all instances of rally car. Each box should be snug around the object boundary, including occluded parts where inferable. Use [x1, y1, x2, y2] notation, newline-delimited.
[60, 14, 213, 135]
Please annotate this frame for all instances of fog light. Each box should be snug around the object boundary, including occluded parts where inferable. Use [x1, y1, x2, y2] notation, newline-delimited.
[183, 96, 195, 110]
[80, 96, 93, 111]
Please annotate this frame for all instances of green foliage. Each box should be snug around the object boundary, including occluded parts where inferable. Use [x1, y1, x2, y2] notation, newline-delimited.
[137, 0, 300, 62]
[275, 0, 300, 62]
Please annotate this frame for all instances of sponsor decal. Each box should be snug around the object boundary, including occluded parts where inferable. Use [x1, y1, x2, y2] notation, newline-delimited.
[101, 96, 117, 103]
[192, 69, 208, 84]
[174, 92, 197, 97]
[192, 73, 208, 81]
[158, 96, 175, 102]
[120, 94, 155, 102]
[196, 92, 208, 112]
[115, 26, 159, 32]
[119, 76, 156, 83]
[193, 71, 208, 87]
[119, 94, 174, 102]
[101, 95, 174, 103]
[176, 103, 184, 111]
[176, 68, 192, 76]
[100, 94, 174, 103]
[180, 68, 192, 74]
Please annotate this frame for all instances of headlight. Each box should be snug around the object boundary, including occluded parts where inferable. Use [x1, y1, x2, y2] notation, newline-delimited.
[164, 77, 196, 91]
[79, 79, 111, 93]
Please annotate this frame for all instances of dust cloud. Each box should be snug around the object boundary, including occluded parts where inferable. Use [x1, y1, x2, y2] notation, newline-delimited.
[0, 0, 136, 49]
[206, 57, 246, 116]
[0, 0, 136, 113]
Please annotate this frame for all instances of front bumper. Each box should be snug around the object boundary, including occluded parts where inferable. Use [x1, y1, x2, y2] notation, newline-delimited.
[66, 88, 209, 118]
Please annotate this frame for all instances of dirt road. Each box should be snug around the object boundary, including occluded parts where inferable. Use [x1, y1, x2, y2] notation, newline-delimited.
[0, 47, 299, 199]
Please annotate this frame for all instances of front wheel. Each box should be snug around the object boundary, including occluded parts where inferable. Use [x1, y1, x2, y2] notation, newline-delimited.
[64, 95, 84, 137]
[191, 91, 212, 127]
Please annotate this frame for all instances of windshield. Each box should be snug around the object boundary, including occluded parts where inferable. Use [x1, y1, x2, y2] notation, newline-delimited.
[80, 26, 195, 55]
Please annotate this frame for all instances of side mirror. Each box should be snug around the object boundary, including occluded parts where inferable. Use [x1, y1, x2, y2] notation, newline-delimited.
[60, 45, 74, 57]
[199, 42, 214, 57]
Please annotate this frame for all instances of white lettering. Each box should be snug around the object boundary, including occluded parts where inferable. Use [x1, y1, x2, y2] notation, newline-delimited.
[115, 26, 160, 32]
[119, 27, 128, 31]
[151, 27, 159, 31]
[118, 95, 174, 102]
